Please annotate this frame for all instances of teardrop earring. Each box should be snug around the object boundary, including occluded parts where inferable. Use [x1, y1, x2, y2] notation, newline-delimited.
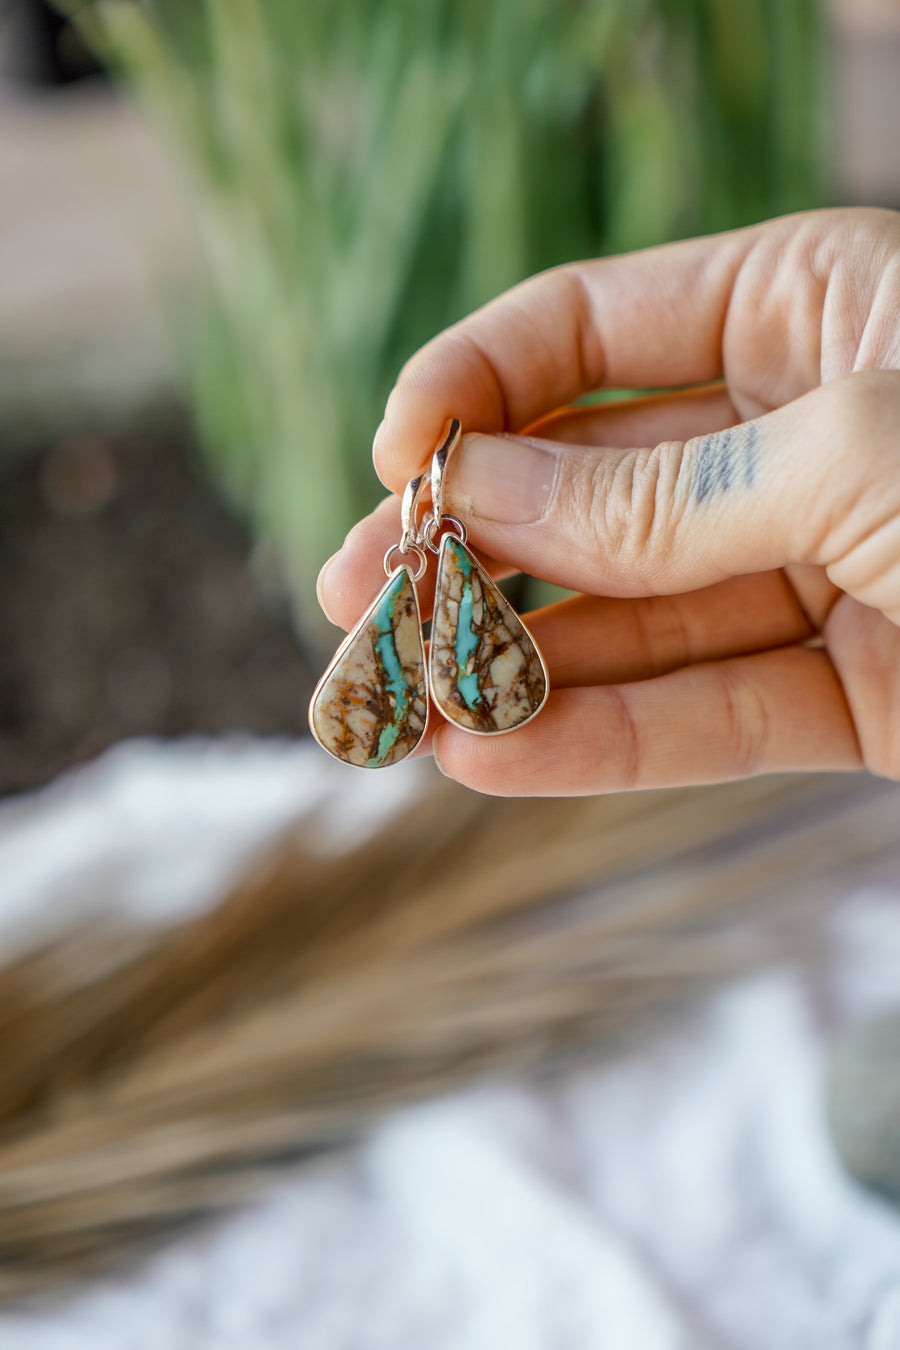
[308, 478, 430, 768]
[424, 421, 549, 735]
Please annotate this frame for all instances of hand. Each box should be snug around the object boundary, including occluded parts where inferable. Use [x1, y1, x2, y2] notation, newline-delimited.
[318, 208, 900, 796]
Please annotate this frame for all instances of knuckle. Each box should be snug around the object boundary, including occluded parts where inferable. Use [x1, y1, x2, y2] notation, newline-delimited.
[577, 442, 686, 583]
[825, 369, 900, 444]
[605, 685, 642, 788]
[716, 663, 771, 776]
[857, 367, 900, 432]
[638, 594, 691, 675]
[817, 372, 900, 594]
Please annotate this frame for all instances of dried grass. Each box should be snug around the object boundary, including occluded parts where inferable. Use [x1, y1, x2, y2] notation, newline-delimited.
[0, 768, 897, 1301]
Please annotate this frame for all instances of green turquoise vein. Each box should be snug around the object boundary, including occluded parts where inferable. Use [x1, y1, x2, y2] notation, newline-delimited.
[367, 571, 413, 767]
[448, 540, 483, 711]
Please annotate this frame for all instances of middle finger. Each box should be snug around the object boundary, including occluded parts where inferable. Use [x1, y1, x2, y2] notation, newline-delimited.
[527, 573, 816, 689]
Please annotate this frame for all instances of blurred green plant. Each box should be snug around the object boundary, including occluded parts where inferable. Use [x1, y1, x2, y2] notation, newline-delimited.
[65, 0, 822, 632]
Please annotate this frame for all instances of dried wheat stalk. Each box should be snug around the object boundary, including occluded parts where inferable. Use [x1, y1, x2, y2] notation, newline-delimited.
[0, 768, 897, 1301]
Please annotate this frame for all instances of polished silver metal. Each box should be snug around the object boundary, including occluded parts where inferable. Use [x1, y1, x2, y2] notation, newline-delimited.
[400, 473, 430, 553]
[429, 417, 462, 530]
[422, 512, 467, 554]
[383, 540, 428, 581]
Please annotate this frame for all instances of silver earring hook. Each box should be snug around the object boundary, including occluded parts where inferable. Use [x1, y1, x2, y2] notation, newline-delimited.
[386, 472, 431, 580]
[429, 418, 462, 531]
[400, 472, 430, 553]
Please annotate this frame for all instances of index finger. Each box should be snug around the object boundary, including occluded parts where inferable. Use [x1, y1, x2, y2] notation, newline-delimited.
[373, 224, 759, 492]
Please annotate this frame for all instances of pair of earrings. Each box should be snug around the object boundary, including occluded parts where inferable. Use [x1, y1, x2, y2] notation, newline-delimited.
[309, 420, 549, 768]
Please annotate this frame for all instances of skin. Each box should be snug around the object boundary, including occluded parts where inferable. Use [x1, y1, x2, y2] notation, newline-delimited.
[318, 208, 900, 797]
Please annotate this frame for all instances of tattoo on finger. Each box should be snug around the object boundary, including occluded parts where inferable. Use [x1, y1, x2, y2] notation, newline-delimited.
[689, 422, 759, 504]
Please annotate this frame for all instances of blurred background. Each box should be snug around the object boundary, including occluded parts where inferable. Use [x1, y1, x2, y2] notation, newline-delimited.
[4, 0, 899, 792]
[0, 0, 898, 789]
[0, 0, 899, 1341]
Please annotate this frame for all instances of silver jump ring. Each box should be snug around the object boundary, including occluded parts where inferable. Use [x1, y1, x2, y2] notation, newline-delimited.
[422, 513, 467, 553]
[383, 542, 428, 581]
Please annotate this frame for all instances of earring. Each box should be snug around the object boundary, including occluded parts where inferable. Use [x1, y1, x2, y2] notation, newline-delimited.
[308, 477, 429, 768]
[310, 420, 549, 765]
[425, 420, 549, 734]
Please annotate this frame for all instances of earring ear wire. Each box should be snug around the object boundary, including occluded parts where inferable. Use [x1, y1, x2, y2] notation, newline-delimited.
[429, 417, 462, 528]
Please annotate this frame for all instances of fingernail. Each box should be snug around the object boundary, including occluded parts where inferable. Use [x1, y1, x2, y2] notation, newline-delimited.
[371, 419, 386, 469]
[315, 553, 337, 610]
[448, 434, 557, 524]
[431, 736, 451, 779]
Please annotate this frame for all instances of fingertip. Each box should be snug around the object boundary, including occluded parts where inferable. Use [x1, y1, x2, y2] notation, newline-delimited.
[372, 415, 423, 494]
[314, 532, 375, 629]
[430, 727, 455, 780]
[430, 725, 515, 797]
[371, 417, 387, 477]
[372, 377, 453, 493]
[315, 560, 352, 629]
[428, 695, 605, 797]
[315, 553, 337, 615]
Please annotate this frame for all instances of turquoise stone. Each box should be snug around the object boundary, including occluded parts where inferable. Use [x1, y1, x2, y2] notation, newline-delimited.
[430, 536, 548, 733]
[309, 567, 427, 767]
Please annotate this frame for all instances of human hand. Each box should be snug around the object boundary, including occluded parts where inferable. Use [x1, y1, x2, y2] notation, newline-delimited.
[317, 208, 900, 796]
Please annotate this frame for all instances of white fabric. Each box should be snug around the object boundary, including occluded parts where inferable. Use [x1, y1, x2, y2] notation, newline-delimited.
[0, 741, 898, 1349]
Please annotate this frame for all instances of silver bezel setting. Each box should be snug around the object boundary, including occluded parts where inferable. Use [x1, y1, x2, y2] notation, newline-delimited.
[308, 563, 429, 767]
[428, 533, 550, 737]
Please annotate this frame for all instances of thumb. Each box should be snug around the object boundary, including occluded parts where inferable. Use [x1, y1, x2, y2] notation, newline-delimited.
[444, 370, 900, 615]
